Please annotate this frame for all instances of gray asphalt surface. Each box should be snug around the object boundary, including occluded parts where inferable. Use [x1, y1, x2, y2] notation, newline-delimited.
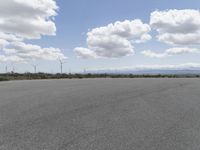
[0, 78, 200, 150]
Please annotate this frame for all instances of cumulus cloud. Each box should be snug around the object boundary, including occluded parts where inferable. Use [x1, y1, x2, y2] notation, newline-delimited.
[141, 50, 167, 58]
[74, 47, 97, 59]
[0, 32, 22, 42]
[166, 47, 200, 54]
[142, 47, 200, 58]
[74, 19, 151, 58]
[0, 0, 58, 39]
[0, 55, 24, 63]
[0, 32, 22, 49]
[0, 39, 9, 49]
[0, 0, 66, 63]
[150, 9, 200, 45]
[3, 42, 66, 61]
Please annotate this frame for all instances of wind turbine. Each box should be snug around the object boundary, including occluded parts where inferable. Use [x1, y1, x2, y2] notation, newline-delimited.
[31, 64, 38, 73]
[58, 58, 67, 74]
[5, 65, 8, 73]
[11, 63, 15, 73]
[83, 68, 87, 74]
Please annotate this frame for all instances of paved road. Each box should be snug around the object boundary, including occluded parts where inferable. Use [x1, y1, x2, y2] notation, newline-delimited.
[0, 79, 200, 150]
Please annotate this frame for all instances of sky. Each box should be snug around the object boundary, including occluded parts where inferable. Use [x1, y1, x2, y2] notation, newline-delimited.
[0, 0, 200, 73]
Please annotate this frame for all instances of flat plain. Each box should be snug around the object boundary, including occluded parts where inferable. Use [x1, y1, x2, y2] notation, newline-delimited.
[0, 78, 200, 150]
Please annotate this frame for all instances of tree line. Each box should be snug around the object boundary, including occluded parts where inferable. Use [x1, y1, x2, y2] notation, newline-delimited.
[0, 73, 200, 81]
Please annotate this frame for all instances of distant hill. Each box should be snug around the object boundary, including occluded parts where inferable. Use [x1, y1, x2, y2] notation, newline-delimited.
[89, 69, 200, 75]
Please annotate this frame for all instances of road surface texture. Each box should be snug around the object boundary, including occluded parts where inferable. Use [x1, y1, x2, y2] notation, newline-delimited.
[0, 78, 200, 150]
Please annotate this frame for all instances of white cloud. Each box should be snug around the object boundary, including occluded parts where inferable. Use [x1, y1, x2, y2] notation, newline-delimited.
[0, 32, 23, 49]
[0, 0, 58, 39]
[142, 47, 200, 58]
[150, 9, 200, 45]
[0, 55, 24, 63]
[0, 0, 67, 63]
[0, 32, 22, 42]
[74, 19, 151, 58]
[141, 50, 167, 58]
[166, 47, 200, 54]
[0, 39, 9, 49]
[3, 42, 66, 61]
[74, 47, 97, 59]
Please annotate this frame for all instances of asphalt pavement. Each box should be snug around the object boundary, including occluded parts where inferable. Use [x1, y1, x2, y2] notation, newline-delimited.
[0, 78, 200, 150]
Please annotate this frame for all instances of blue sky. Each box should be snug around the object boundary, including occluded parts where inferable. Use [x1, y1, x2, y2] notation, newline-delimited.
[0, 0, 200, 73]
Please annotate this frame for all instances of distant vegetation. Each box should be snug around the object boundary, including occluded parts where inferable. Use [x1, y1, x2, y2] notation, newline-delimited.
[0, 73, 200, 81]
